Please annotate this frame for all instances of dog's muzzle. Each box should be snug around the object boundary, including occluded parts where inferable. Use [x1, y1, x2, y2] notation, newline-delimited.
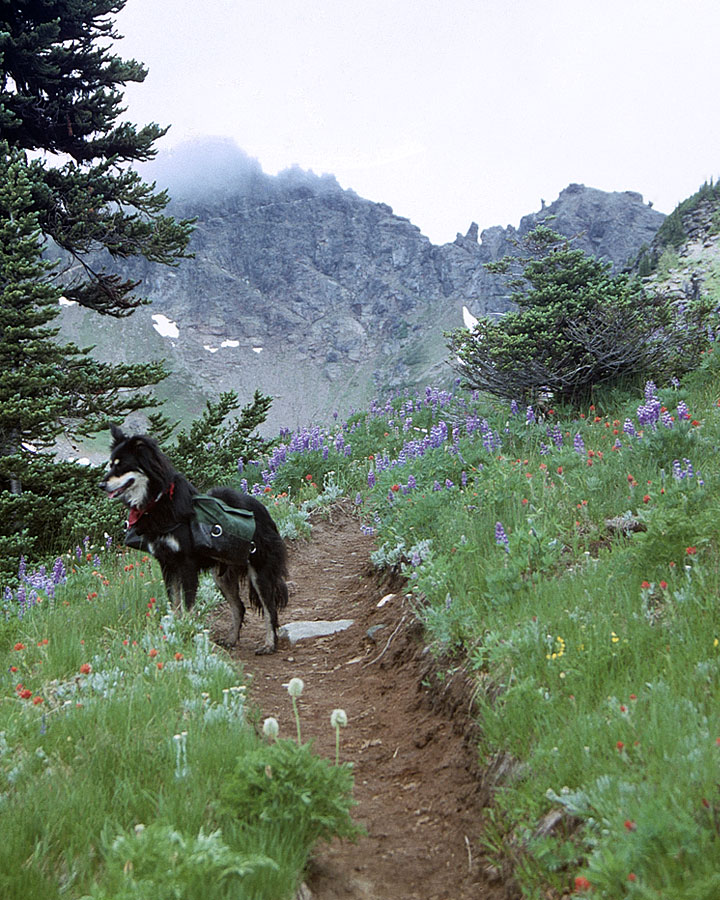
[100, 474, 136, 499]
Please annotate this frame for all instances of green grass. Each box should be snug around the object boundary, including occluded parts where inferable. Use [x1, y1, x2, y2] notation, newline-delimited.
[7, 341, 720, 898]
[0, 548, 358, 899]
[257, 351, 720, 897]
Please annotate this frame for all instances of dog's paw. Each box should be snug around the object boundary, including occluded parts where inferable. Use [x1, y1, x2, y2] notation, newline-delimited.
[215, 633, 238, 650]
[254, 644, 276, 655]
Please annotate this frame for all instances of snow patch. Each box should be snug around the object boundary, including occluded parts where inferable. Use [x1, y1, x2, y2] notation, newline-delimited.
[204, 345, 219, 353]
[221, 339, 239, 348]
[59, 296, 77, 306]
[462, 305, 479, 330]
[252, 347, 263, 354]
[152, 314, 179, 339]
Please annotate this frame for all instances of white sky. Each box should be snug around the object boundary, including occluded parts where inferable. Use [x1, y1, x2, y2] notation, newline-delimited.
[115, 0, 720, 245]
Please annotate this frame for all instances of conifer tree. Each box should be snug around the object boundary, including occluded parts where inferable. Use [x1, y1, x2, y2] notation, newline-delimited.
[448, 226, 711, 405]
[0, 1, 194, 569]
[0, 0, 194, 314]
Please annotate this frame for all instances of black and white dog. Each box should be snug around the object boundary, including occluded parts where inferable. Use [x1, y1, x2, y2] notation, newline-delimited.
[100, 424, 289, 654]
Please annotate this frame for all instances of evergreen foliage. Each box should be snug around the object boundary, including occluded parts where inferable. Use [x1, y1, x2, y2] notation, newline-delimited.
[0, 142, 160, 570]
[447, 226, 712, 405]
[167, 390, 274, 490]
[0, 0, 194, 314]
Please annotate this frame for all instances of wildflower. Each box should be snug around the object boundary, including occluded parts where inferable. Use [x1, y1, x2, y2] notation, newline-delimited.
[13, 643, 25, 651]
[640, 581, 650, 590]
[79, 663, 92, 675]
[148, 648, 158, 658]
[624, 819, 637, 831]
[263, 717, 279, 739]
[659, 581, 668, 590]
[573, 433, 585, 455]
[330, 708, 348, 728]
[157, 662, 163, 670]
[286, 677, 304, 698]
[19, 688, 32, 700]
[33, 696, 43, 705]
[617, 741, 625, 751]
[174, 652, 184, 661]
[686, 546, 697, 555]
[628, 873, 637, 882]
[574, 875, 592, 892]
[495, 521, 510, 553]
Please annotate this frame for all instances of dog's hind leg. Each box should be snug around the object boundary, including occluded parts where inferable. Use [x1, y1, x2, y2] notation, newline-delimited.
[248, 564, 279, 655]
[213, 565, 246, 647]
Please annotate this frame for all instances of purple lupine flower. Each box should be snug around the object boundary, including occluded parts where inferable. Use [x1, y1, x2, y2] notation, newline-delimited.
[613, 438, 622, 450]
[623, 419, 636, 437]
[548, 424, 563, 447]
[354, 492, 363, 506]
[445, 479, 454, 490]
[677, 401, 690, 420]
[526, 405, 536, 425]
[495, 521, 510, 553]
[407, 474, 417, 491]
[461, 471, 468, 487]
[367, 470, 376, 488]
[510, 399, 519, 416]
[672, 458, 683, 480]
[644, 380, 658, 400]
[240, 478, 248, 493]
[573, 433, 585, 455]
[432, 481, 442, 491]
[661, 410, 674, 429]
[52, 557, 66, 585]
[637, 399, 661, 428]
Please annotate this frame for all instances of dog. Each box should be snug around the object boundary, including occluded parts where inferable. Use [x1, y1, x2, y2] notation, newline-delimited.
[100, 424, 289, 654]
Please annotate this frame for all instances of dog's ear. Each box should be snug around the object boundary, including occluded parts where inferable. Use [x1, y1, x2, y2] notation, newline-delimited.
[109, 423, 127, 449]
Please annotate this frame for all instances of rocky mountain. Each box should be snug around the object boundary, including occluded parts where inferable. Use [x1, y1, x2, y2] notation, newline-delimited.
[57, 145, 665, 435]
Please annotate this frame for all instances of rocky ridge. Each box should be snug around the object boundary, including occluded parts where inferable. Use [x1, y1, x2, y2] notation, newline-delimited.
[57, 147, 665, 435]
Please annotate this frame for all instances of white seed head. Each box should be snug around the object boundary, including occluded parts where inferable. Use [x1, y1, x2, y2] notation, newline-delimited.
[262, 717, 279, 739]
[331, 708, 348, 728]
[286, 677, 304, 698]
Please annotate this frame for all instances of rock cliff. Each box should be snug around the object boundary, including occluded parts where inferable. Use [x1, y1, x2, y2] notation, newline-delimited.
[57, 147, 664, 433]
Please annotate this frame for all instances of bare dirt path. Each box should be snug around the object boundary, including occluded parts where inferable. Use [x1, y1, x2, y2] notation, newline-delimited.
[211, 502, 505, 900]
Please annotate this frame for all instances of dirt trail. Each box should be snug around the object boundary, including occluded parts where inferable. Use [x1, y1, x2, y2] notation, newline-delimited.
[211, 502, 505, 900]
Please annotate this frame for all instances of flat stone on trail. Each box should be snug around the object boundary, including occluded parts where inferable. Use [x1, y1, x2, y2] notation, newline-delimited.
[278, 619, 355, 644]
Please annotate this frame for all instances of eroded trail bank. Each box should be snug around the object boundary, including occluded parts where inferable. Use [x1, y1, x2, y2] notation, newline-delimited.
[212, 502, 505, 900]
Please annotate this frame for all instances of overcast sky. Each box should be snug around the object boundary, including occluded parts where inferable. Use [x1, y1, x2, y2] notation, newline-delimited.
[115, 0, 720, 245]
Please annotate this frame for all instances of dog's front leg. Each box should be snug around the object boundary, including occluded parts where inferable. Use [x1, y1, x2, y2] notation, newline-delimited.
[160, 560, 197, 614]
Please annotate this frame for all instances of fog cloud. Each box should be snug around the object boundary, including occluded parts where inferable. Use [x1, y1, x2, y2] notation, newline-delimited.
[139, 136, 342, 204]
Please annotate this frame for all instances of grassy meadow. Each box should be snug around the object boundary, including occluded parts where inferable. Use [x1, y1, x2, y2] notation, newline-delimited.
[4, 342, 720, 897]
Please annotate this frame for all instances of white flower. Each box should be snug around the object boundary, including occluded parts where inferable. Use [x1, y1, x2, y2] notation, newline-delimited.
[286, 677, 304, 698]
[262, 717, 279, 739]
[330, 708, 348, 728]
